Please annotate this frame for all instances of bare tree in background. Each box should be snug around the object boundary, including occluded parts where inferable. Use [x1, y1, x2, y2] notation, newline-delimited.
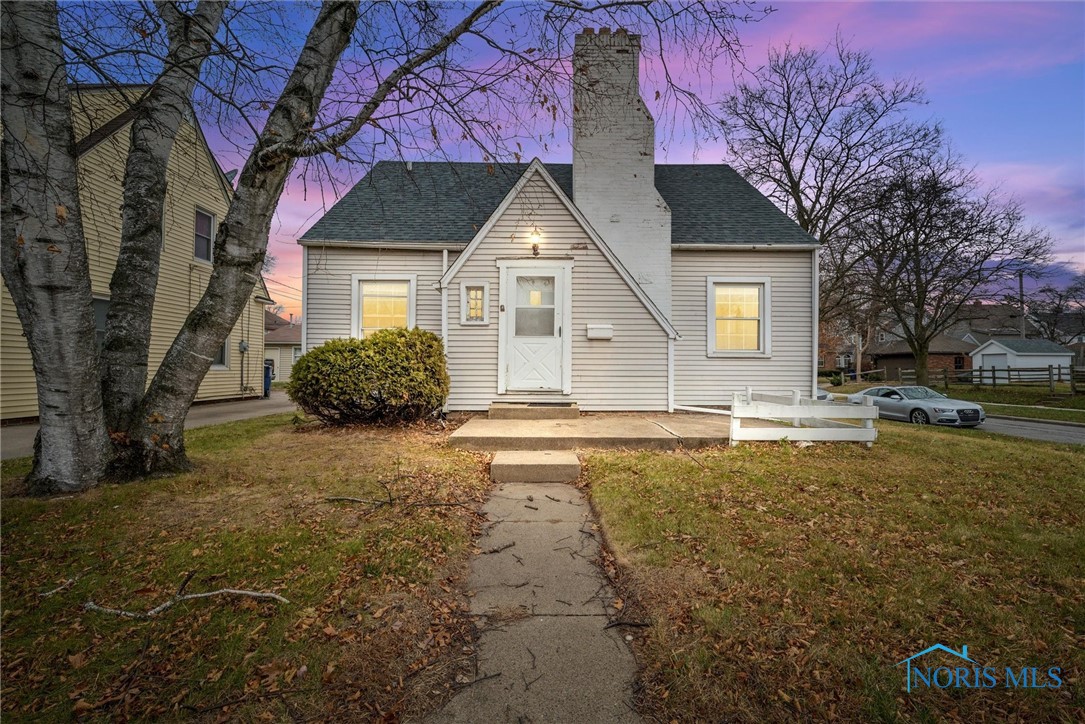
[1013, 273, 1085, 345]
[719, 38, 942, 321]
[2, 0, 767, 493]
[852, 152, 1052, 385]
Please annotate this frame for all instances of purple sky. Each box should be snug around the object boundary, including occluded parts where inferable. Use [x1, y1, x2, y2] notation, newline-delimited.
[255, 1, 1085, 317]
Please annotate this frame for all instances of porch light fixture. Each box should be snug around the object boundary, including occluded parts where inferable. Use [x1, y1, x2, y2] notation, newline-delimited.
[529, 226, 541, 257]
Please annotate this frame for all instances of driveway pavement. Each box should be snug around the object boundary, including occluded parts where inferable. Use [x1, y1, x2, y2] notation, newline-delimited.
[981, 417, 1085, 445]
[0, 391, 298, 460]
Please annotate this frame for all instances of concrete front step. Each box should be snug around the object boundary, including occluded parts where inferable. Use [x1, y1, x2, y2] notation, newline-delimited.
[490, 450, 581, 483]
[488, 402, 580, 420]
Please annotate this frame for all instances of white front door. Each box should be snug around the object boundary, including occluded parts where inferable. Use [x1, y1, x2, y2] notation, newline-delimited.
[503, 266, 567, 391]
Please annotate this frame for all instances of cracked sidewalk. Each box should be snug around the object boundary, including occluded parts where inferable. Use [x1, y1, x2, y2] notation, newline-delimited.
[424, 482, 641, 723]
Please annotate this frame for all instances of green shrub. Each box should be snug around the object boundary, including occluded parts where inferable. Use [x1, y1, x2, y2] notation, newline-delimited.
[829, 373, 843, 386]
[287, 329, 450, 425]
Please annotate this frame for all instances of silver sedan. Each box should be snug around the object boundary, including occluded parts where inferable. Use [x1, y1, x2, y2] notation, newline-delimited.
[846, 385, 986, 427]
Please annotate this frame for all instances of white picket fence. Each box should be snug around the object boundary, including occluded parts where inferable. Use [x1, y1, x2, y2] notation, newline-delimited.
[676, 388, 878, 446]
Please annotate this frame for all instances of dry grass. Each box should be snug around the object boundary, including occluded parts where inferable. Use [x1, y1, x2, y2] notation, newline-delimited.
[1, 415, 491, 722]
[585, 423, 1085, 722]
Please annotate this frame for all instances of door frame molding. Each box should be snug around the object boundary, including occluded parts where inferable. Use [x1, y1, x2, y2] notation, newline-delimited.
[496, 259, 573, 395]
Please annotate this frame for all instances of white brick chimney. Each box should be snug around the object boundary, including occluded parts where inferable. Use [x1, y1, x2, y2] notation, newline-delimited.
[572, 28, 671, 317]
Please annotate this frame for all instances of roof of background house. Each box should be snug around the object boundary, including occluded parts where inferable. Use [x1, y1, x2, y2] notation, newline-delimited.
[265, 324, 302, 345]
[265, 309, 291, 332]
[975, 338, 1072, 355]
[299, 161, 818, 247]
[870, 333, 977, 357]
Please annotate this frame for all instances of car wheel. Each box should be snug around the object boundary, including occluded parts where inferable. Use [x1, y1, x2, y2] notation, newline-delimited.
[910, 409, 930, 425]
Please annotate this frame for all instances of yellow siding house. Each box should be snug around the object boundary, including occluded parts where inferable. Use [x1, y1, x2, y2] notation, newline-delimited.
[1, 85, 273, 421]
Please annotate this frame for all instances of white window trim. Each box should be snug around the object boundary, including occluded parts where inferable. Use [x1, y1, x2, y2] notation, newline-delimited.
[194, 207, 215, 264]
[459, 281, 491, 325]
[706, 276, 772, 358]
[212, 335, 229, 369]
[350, 273, 417, 338]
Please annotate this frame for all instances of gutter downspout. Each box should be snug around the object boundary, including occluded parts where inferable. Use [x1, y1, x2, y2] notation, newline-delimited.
[667, 337, 675, 412]
[812, 248, 820, 397]
[441, 248, 449, 413]
[301, 246, 308, 353]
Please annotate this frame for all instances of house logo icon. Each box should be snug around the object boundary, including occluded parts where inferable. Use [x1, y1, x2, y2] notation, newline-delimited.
[896, 644, 974, 693]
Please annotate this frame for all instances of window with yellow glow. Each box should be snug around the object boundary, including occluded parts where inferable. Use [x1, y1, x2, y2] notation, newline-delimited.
[466, 286, 485, 322]
[360, 280, 410, 337]
[713, 284, 762, 352]
[460, 281, 490, 325]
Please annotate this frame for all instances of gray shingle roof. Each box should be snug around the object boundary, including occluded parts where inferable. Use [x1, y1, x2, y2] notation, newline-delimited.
[299, 161, 817, 246]
[982, 338, 1072, 355]
[871, 333, 976, 356]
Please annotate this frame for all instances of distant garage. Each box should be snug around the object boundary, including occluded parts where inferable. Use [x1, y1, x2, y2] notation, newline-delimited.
[264, 323, 303, 382]
[970, 338, 1074, 383]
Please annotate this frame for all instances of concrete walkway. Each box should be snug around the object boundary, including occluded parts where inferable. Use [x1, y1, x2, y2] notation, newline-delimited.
[0, 391, 298, 460]
[428, 482, 640, 723]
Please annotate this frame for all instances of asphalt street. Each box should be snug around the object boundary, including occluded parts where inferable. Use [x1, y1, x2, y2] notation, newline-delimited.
[981, 417, 1085, 446]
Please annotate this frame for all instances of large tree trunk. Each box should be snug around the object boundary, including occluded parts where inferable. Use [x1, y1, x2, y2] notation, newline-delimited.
[1, 2, 110, 492]
[101, 1, 226, 434]
[115, 0, 362, 475]
[913, 344, 930, 385]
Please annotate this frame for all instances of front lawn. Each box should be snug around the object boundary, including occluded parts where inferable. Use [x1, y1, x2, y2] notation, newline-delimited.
[1, 416, 489, 721]
[586, 425, 1084, 721]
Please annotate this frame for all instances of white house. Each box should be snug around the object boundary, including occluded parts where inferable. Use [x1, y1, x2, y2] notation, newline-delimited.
[299, 28, 819, 412]
[970, 338, 1074, 382]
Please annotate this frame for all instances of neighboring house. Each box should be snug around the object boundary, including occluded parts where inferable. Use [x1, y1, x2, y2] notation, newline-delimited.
[868, 334, 977, 382]
[946, 301, 1042, 344]
[265, 323, 302, 382]
[300, 28, 819, 411]
[0, 85, 274, 422]
[970, 338, 1074, 379]
[265, 309, 291, 334]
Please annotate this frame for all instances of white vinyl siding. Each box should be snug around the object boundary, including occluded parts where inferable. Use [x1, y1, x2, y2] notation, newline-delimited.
[673, 250, 815, 406]
[304, 249, 446, 346]
[445, 171, 668, 411]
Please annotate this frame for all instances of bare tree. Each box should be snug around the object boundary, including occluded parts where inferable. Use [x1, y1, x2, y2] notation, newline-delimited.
[3, 0, 766, 492]
[1, 2, 112, 492]
[852, 152, 1052, 385]
[719, 37, 942, 320]
[1014, 273, 1085, 345]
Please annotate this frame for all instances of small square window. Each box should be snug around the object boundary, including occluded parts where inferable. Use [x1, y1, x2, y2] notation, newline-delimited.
[194, 209, 214, 262]
[460, 282, 490, 325]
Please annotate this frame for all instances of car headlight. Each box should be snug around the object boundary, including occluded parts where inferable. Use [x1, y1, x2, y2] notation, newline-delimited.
[932, 407, 955, 413]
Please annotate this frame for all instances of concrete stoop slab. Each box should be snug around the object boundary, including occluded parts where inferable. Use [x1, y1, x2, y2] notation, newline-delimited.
[427, 616, 640, 724]
[490, 451, 581, 483]
[451, 414, 733, 452]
